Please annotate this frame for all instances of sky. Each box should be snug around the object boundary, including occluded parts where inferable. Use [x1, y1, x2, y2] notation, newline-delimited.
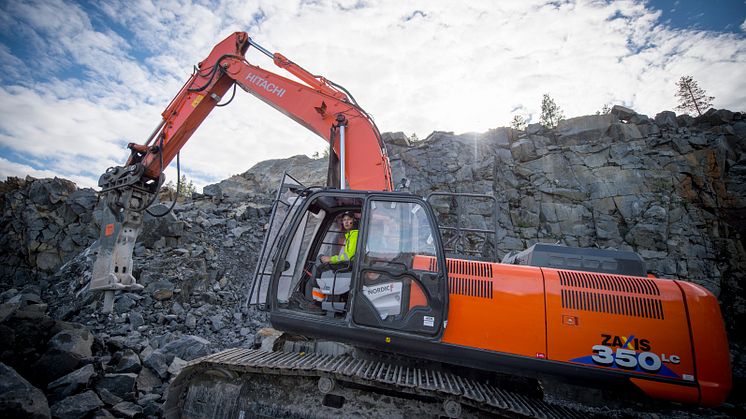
[0, 0, 744, 191]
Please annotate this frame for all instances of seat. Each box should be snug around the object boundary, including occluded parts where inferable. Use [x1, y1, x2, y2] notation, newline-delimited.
[309, 259, 354, 314]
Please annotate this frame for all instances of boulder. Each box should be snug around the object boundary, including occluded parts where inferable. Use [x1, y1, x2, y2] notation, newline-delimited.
[137, 393, 163, 417]
[49, 328, 93, 358]
[699, 108, 734, 126]
[135, 367, 161, 393]
[526, 123, 543, 135]
[111, 401, 143, 418]
[381, 131, 411, 147]
[47, 363, 96, 399]
[92, 409, 116, 419]
[30, 348, 83, 386]
[50, 390, 103, 419]
[510, 138, 538, 162]
[113, 294, 137, 313]
[610, 105, 637, 121]
[112, 349, 142, 374]
[96, 388, 122, 406]
[185, 314, 197, 329]
[608, 123, 643, 141]
[0, 302, 20, 323]
[146, 280, 175, 301]
[167, 357, 188, 376]
[95, 373, 137, 400]
[128, 312, 145, 329]
[159, 335, 211, 361]
[556, 114, 616, 142]
[0, 363, 50, 419]
[654, 111, 678, 129]
[142, 351, 170, 379]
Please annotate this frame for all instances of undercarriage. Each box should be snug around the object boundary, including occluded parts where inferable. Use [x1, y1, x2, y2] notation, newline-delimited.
[164, 343, 590, 419]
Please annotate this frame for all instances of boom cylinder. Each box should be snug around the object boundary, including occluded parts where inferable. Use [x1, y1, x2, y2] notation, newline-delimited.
[338, 114, 347, 189]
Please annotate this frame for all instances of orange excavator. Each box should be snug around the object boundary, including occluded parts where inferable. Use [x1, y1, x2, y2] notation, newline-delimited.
[90, 32, 732, 418]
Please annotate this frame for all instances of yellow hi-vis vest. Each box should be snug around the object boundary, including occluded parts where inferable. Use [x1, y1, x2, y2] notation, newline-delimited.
[330, 229, 358, 264]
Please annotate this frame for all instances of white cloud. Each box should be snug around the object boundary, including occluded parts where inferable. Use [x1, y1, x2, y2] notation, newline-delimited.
[1, 0, 745, 193]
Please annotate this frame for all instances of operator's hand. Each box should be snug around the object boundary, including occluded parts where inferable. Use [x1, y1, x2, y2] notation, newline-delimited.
[320, 256, 331, 263]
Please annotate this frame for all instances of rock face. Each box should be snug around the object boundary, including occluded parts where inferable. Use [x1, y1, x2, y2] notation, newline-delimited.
[0, 177, 98, 286]
[204, 154, 328, 200]
[0, 108, 744, 417]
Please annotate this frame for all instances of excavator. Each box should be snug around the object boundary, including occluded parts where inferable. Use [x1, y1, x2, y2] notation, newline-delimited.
[90, 32, 732, 418]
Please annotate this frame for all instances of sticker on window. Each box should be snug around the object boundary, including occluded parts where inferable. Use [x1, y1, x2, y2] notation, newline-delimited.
[423, 316, 435, 327]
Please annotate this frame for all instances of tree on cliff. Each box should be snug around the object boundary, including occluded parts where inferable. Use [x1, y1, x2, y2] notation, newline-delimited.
[540, 94, 564, 128]
[165, 175, 196, 197]
[675, 75, 714, 116]
[510, 115, 527, 130]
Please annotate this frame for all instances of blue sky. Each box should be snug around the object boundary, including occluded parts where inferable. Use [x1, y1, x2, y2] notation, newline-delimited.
[0, 0, 744, 190]
[649, 0, 745, 32]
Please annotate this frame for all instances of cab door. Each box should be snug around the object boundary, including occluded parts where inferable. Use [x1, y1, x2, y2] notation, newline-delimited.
[352, 196, 448, 338]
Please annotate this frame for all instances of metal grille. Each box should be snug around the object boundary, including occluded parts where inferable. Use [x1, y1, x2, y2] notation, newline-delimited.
[558, 271, 664, 319]
[449, 277, 493, 299]
[561, 290, 664, 319]
[558, 270, 660, 295]
[445, 259, 494, 299]
[447, 259, 494, 278]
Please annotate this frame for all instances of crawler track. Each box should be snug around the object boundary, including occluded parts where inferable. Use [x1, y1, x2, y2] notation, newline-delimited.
[165, 348, 590, 418]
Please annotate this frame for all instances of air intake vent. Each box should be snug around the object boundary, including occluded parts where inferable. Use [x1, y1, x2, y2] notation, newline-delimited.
[558, 271, 660, 296]
[446, 259, 494, 278]
[446, 259, 494, 299]
[449, 277, 493, 299]
[561, 290, 664, 319]
[558, 271, 663, 319]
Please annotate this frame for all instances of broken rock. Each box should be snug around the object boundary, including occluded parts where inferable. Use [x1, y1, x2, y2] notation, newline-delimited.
[95, 373, 137, 400]
[50, 390, 103, 419]
[0, 363, 50, 419]
[47, 363, 96, 399]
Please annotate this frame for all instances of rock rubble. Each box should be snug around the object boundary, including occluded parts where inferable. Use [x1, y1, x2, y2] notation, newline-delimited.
[1, 179, 274, 417]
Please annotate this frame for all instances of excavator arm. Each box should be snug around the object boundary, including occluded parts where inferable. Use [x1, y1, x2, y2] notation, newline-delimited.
[91, 32, 393, 312]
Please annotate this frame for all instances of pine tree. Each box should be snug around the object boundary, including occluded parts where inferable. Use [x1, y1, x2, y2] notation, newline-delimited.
[510, 115, 527, 130]
[540, 94, 564, 128]
[177, 174, 195, 197]
[596, 103, 611, 115]
[675, 76, 714, 117]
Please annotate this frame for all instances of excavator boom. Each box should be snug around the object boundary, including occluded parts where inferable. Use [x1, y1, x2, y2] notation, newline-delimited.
[91, 32, 393, 312]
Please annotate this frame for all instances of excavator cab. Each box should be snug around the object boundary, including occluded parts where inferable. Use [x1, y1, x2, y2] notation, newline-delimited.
[250, 186, 449, 346]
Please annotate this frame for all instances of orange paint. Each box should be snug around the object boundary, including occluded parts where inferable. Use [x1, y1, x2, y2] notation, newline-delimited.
[441, 260, 547, 358]
[413, 254, 732, 406]
[676, 281, 732, 406]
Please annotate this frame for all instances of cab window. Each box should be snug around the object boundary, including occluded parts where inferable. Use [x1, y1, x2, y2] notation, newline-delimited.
[365, 200, 439, 272]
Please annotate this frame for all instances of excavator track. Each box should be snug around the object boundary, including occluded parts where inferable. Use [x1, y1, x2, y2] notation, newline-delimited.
[165, 348, 590, 418]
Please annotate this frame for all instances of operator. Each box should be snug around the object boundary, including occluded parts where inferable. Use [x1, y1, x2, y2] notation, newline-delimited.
[320, 211, 359, 265]
[303, 211, 359, 309]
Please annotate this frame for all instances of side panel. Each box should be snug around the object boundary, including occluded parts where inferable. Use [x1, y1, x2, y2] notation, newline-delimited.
[543, 268, 698, 403]
[442, 261, 547, 358]
[676, 281, 732, 406]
